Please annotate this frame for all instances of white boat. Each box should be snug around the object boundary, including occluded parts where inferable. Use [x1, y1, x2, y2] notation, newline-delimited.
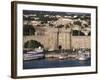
[77, 51, 90, 60]
[58, 56, 64, 60]
[24, 53, 44, 60]
[58, 54, 67, 60]
[26, 51, 37, 54]
[24, 48, 44, 60]
[78, 54, 86, 60]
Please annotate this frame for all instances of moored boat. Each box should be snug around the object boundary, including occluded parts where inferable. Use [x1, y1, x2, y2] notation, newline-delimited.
[24, 48, 44, 60]
[77, 50, 90, 61]
[78, 54, 86, 60]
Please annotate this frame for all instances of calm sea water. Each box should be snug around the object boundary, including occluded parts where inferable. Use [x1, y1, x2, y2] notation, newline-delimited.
[23, 58, 91, 69]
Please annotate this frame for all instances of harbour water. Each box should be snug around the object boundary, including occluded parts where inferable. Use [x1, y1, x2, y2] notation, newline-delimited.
[23, 58, 91, 69]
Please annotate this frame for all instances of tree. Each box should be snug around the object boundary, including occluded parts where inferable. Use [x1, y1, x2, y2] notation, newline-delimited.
[24, 40, 44, 49]
[74, 20, 81, 26]
[88, 32, 91, 36]
[23, 25, 35, 36]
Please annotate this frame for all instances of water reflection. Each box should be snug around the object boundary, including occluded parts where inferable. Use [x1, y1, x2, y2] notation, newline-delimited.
[23, 58, 91, 69]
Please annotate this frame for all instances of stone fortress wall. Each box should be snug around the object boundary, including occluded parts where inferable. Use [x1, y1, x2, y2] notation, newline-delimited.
[23, 27, 90, 50]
